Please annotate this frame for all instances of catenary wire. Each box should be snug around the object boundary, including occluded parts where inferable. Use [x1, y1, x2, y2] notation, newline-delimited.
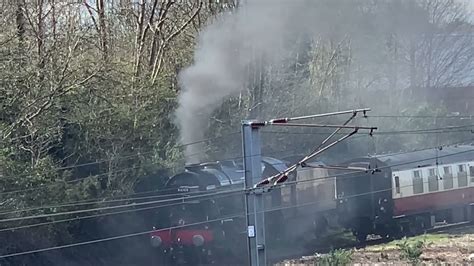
[279, 144, 474, 188]
[0, 186, 219, 217]
[0, 190, 243, 233]
[1, 143, 473, 230]
[3, 116, 472, 183]
[0, 130, 296, 197]
[262, 124, 474, 136]
[3, 119, 362, 205]
[0, 133, 365, 216]
[0, 124, 472, 218]
[0, 131, 470, 222]
[2, 123, 471, 198]
[1, 131, 241, 181]
[0, 166, 469, 259]
[0, 144, 311, 214]
[0, 149, 206, 196]
[368, 115, 474, 119]
[0, 213, 245, 259]
[1, 134, 473, 220]
[0, 188, 245, 223]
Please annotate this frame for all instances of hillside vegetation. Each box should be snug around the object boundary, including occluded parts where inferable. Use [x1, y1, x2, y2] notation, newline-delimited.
[0, 0, 473, 264]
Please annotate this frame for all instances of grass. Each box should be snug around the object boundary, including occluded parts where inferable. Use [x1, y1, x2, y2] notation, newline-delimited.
[318, 248, 354, 265]
[367, 233, 450, 252]
[304, 229, 357, 250]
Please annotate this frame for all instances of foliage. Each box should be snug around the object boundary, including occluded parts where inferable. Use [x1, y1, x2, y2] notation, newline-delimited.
[318, 249, 354, 265]
[397, 238, 425, 264]
[0, 0, 472, 264]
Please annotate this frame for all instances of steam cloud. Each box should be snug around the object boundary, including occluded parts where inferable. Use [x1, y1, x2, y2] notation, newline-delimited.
[175, 0, 350, 162]
[176, 0, 302, 163]
[175, 0, 471, 163]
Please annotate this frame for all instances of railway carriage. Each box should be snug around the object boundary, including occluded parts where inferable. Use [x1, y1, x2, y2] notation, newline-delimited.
[338, 145, 474, 241]
[386, 145, 474, 234]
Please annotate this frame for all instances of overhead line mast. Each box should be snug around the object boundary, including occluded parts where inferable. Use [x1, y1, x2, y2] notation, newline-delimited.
[242, 108, 377, 266]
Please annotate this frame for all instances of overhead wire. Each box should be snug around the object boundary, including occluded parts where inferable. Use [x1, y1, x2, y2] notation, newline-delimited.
[2, 120, 471, 202]
[279, 145, 474, 188]
[0, 186, 217, 217]
[264, 174, 459, 215]
[1, 125, 472, 221]
[1, 131, 241, 181]
[0, 144, 309, 214]
[0, 190, 242, 233]
[1, 116, 472, 224]
[373, 137, 474, 158]
[0, 131, 243, 197]
[0, 212, 245, 259]
[1, 143, 473, 233]
[0, 152, 213, 196]
[1, 129, 473, 219]
[261, 124, 474, 136]
[0, 188, 244, 224]
[368, 115, 474, 119]
[0, 159, 471, 259]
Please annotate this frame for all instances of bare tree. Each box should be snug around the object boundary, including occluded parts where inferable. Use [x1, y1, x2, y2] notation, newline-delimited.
[397, 0, 474, 88]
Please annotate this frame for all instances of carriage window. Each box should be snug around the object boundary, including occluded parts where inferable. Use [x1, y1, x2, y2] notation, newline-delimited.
[412, 170, 423, 194]
[469, 166, 474, 182]
[429, 168, 436, 176]
[394, 176, 400, 194]
[413, 170, 421, 178]
[443, 166, 453, 189]
[458, 164, 468, 187]
[444, 166, 452, 174]
[428, 168, 438, 192]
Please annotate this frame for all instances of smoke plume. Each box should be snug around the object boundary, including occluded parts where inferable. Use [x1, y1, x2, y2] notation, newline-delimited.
[175, 0, 473, 163]
[175, 0, 335, 162]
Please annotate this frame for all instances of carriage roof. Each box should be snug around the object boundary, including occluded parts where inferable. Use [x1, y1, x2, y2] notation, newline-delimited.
[371, 145, 474, 172]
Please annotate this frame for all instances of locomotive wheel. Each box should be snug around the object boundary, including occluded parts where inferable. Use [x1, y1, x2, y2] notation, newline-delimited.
[351, 228, 367, 244]
[391, 222, 406, 239]
[352, 218, 370, 244]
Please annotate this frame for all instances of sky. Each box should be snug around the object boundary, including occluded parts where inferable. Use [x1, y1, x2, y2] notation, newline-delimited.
[468, 1, 474, 22]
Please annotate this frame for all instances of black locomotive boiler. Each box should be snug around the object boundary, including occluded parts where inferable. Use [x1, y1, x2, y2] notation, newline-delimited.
[148, 156, 340, 265]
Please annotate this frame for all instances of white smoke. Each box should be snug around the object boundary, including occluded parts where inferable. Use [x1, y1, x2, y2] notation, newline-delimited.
[176, 1, 301, 163]
[175, 0, 473, 163]
[175, 0, 369, 162]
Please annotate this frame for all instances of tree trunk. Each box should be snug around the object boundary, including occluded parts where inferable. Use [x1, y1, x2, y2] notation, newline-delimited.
[16, 0, 26, 88]
[16, 0, 25, 54]
[133, 0, 146, 77]
[37, 0, 45, 81]
[96, 0, 108, 59]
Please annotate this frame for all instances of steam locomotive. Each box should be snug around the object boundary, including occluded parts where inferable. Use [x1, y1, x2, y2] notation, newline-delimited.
[148, 156, 338, 265]
[149, 145, 474, 265]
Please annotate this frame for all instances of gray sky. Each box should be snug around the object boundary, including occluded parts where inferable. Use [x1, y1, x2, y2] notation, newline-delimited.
[467, 1, 474, 22]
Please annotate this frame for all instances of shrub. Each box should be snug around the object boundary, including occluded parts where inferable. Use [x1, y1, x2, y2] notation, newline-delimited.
[397, 238, 424, 264]
[318, 249, 353, 265]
